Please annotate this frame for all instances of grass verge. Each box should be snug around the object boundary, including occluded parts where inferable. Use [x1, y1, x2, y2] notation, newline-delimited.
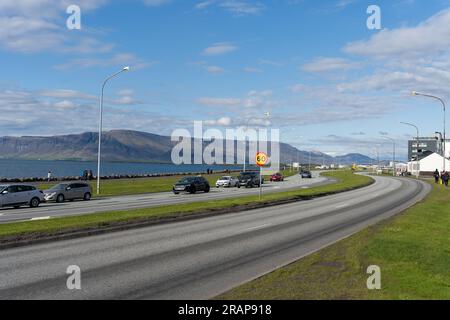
[0, 171, 372, 246]
[217, 180, 450, 300]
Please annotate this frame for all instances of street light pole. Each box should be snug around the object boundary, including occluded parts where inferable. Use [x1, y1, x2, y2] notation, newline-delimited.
[382, 136, 396, 177]
[97, 66, 130, 195]
[400, 122, 420, 178]
[309, 151, 312, 171]
[412, 91, 447, 172]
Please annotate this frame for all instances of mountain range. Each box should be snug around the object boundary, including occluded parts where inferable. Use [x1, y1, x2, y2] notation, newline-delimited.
[0, 130, 375, 165]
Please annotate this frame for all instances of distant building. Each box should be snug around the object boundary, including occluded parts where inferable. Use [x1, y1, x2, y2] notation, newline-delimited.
[408, 137, 450, 161]
[408, 152, 450, 175]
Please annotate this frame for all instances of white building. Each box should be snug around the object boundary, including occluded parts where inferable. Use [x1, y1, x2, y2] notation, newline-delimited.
[408, 152, 450, 175]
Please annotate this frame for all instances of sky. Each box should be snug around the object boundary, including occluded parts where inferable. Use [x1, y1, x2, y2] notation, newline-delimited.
[2, 0, 450, 160]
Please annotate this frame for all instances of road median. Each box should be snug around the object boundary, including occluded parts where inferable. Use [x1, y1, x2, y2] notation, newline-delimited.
[0, 171, 373, 250]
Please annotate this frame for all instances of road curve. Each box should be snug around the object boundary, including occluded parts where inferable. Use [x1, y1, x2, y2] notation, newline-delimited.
[0, 173, 331, 223]
[0, 176, 430, 300]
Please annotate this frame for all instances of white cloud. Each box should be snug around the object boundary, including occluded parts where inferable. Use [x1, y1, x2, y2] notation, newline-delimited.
[197, 90, 276, 109]
[54, 53, 156, 70]
[143, 0, 172, 6]
[195, 1, 215, 10]
[243, 67, 263, 73]
[302, 57, 362, 73]
[259, 59, 283, 67]
[219, 1, 265, 16]
[197, 97, 242, 106]
[345, 8, 450, 58]
[195, 0, 265, 16]
[202, 43, 237, 56]
[0, 87, 185, 136]
[54, 100, 77, 109]
[39, 89, 97, 100]
[204, 117, 232, 126]
[117, 89, 134, 96]
[0, 0, 111, 53]
[205, 66, 225, 74]
[290, 83, 306, 93]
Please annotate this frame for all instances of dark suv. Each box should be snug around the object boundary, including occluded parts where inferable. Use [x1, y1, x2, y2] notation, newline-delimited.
[173, 176, 211, 194]
[238, 172, 262, 188]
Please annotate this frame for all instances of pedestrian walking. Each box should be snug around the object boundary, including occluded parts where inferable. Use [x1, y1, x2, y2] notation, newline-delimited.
[47, 170, 52, 182]
[443, 172, 449, 187]
[434, 169, 440, 184]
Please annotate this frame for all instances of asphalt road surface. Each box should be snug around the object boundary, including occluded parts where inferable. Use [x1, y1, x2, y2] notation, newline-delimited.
[0, 173, 330, 223]
[0, 176, 430, 300]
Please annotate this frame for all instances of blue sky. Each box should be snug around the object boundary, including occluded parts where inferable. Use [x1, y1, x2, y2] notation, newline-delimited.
[2, 0, 450, 159]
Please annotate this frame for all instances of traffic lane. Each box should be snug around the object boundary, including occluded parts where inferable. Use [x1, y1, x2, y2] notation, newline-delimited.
[0, 177, 429, 299]
[0, 174, 331, 223]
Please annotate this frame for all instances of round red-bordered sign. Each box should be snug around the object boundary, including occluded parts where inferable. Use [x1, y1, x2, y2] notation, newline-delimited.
[256, 152, 269, 167]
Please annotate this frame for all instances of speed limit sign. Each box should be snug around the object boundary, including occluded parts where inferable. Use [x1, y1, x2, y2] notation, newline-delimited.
[256, 152, 268, 167]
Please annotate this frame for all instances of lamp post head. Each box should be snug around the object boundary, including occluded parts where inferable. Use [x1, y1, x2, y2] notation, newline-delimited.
[412, 91, 418, 96]
[123, 66, 130, 71]
[264, 112, 271, 117]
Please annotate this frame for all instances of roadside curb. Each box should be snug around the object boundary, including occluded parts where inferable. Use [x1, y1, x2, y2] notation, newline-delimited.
[0, 177, 374, 250]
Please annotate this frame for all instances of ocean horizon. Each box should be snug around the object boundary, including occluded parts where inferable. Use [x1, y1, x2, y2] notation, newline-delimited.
[0, 159, 247, 179]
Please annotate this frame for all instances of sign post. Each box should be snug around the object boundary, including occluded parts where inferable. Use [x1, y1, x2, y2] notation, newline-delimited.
[256, 152, 269, 200]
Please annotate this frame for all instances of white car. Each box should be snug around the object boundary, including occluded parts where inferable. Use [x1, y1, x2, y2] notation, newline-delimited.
[216, 176, 239, 188]
[0, 184, 45, 209]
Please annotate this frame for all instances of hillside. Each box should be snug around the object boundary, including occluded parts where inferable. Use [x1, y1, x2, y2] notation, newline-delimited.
[0, 130, 372, 165]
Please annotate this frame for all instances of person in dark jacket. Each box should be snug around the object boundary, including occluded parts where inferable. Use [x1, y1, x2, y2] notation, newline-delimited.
[434, 169, 440, 183]
[443, 171, 449, 187]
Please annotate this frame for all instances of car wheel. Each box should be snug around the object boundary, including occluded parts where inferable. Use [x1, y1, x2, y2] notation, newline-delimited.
[83, 192, 91, 201]
[205, 186, 210, 193]
[173, 191, 180, 195]
[14, 205, 21, 209]
[190, 185, 197, 194]
[56, 194, 65, 203]
[30, 197, 40, 208]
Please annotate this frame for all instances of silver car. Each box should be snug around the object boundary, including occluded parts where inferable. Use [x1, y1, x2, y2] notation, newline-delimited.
[44, 183, 92, 203]
[0, 184, 44, 209]
[216, 176, 239, 188]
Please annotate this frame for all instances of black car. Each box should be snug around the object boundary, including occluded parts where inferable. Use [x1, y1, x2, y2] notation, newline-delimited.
[238, 172, 262, 188]
[300, 170, 312, 179]
[173, 176, 211, 194]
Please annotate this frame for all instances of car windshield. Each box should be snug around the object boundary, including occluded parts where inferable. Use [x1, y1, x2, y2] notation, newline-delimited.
[48, 184, 68, 191]
[220, 177, 231, 180]
[240, 173, 256, 177]
[0, 185, 6, 192]
[178, 177, 196, 184]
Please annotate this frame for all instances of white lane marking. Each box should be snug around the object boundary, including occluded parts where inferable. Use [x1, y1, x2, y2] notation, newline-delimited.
[335, 203, 350, 209]
[30, 216, 51, 221]
[243, 223, 272, 232]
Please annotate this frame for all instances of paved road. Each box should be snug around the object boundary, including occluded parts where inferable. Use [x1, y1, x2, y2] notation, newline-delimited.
[0, 173, 330, 223]
[0, 176, 430, 300]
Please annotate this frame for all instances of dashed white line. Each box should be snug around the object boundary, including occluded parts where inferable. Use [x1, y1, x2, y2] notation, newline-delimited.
[30, 216, 51, 221]
[335, 203, 350, 209]
[243, 223, 272, 232]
